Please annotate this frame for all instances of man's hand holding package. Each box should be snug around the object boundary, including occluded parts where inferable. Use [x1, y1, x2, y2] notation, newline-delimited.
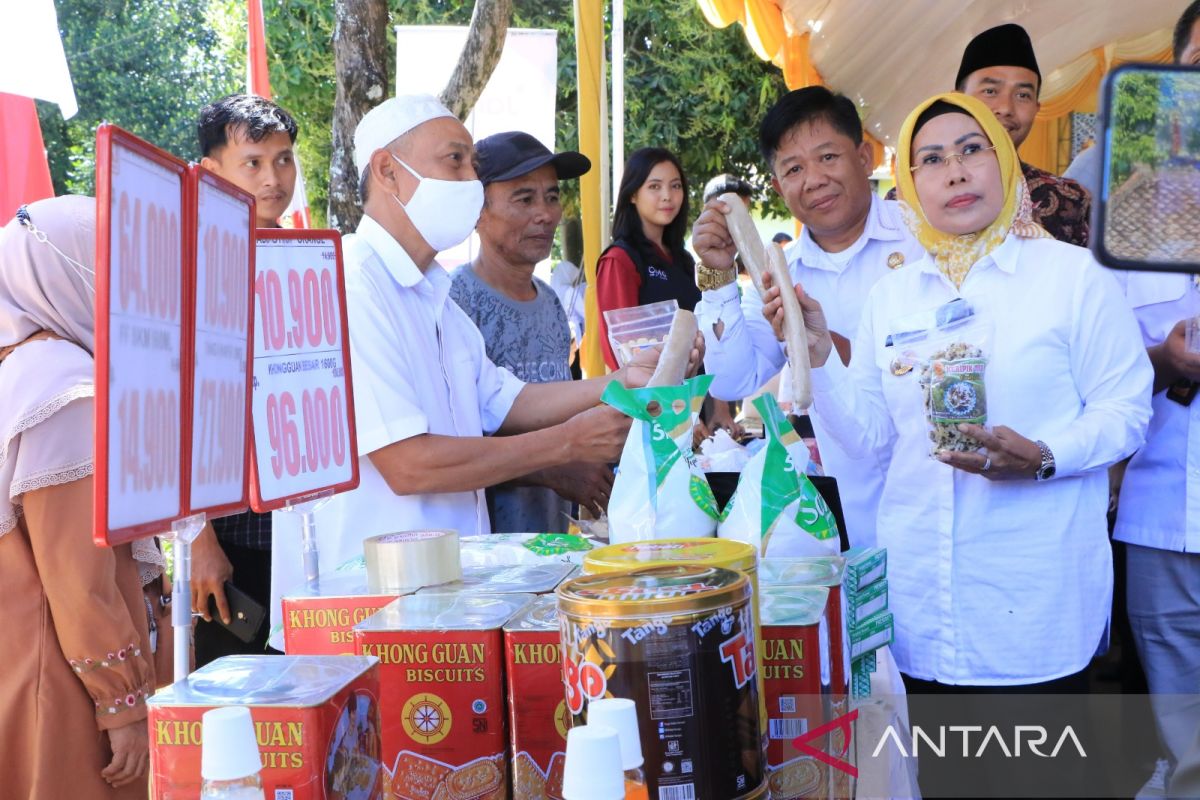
[619, 333, 705, 390]
[937, 425, 1042, 481]
[760, 273, 833, 369]
[562, 405, 632, 464]
[544, 461, 615, 517]
[1151, 319, 1200, 392]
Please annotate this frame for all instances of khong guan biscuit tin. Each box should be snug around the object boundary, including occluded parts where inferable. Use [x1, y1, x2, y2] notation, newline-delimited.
[760, 586, 838, 800]
[760, 557, 854, 799]
[282, 569, 412, 656]
[354, 592, 534, 800]
[417, 563, 577, 596]
[148, 655, 383, 800]
[503, 595, 569, 799]
[760, 556, 849, 698]
[557, 564, 766, 800]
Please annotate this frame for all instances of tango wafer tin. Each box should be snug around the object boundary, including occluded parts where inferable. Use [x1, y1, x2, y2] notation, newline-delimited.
[584, 538, 767, 736]
[557, 565, 766, 800]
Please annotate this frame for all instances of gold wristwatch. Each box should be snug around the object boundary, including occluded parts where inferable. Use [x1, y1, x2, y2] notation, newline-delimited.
[696, 261, 736, 291]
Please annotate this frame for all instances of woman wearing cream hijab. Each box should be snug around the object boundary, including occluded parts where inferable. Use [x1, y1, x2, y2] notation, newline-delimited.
[0, 195, 163, 798]
[761, 92, 1155, 793]
[765, 93, 1152, 686]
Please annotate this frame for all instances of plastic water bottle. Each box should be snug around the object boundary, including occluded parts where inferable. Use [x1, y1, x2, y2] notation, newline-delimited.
[199, 706, 266, 800]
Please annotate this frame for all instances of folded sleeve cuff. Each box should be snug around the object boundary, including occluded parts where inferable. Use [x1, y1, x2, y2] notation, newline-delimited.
[702, 282, 741, 304]
[483, 369, 526, 435]
[357, 413, 430, 456]
[1037, 431, 1081, 481]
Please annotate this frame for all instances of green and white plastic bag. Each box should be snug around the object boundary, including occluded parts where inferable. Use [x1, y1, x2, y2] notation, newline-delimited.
[602, 374, 720, 543]
[718, 394, 839, 556]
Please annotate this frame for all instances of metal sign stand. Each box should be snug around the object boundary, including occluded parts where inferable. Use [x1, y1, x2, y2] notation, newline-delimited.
[281, 490, 335, 594]
[167, 513, 207, 683]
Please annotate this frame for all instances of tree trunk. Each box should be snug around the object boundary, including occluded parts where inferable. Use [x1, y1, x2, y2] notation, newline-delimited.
[561, 215, 584, 270]
[439, 0, 513, 119]
[330, 0, 389, 233]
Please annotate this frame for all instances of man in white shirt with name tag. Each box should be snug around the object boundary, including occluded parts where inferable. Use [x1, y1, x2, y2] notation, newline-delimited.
[692, 87, 925, 547]
[270, 95, 693, 646]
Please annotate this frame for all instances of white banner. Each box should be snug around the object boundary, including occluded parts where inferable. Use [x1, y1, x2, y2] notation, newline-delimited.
[0, 0, 77, 117]
[394, 26, 558, 269]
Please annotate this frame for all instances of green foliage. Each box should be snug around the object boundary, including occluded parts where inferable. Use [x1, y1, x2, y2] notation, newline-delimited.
[1109, 72, 1162, 187]
[260, 0, 336, 225]
[39, 0, 242, 196]
[620, 0, 790, 219]
[265, 0, 789, 223]
[43, 0, 789, 225]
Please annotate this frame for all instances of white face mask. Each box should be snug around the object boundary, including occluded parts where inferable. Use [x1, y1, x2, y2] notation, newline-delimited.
[390, 155, 484, 252]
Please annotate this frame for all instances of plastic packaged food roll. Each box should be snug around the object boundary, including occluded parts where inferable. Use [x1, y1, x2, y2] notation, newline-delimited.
[363, 530, 462, 594]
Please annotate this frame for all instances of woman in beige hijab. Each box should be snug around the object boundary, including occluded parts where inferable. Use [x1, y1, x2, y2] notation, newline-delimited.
[0, 195, 163, 798]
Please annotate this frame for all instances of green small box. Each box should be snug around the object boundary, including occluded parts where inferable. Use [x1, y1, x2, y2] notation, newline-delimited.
[850, 610, 894, 659]
[853, 649, 878, 674]
[848, 579, 889, 628]
[845, 546, 887, 592]
[852, 667, 873, 698]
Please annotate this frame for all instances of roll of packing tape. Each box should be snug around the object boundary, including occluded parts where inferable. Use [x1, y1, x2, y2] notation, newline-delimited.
[364, 530, 462, 593]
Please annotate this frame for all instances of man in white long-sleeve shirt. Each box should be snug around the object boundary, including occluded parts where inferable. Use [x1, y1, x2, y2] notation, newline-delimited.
[692, 87, 924, 546]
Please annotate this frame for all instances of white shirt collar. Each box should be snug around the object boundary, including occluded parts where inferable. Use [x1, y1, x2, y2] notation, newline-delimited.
[354, 212, 454, 309]
[915, 230, 1022, 279]
[355, 213, 426, 289]
[796, 194, 907, 273]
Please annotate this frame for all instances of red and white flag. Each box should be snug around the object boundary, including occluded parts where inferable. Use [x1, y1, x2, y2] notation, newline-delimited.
[0, 0, 76, 220]
[247, 0, 311, 228]
[0, 94, 54, 221]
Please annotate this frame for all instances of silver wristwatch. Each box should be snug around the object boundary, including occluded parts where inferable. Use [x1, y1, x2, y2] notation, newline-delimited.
[1034, 440, 1056, 481]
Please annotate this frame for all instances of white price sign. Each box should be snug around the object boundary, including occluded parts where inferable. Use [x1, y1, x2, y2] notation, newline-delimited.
[187, 169, 254, 517]
[250, 231, 359, 510]
[94, 126, 187, 545]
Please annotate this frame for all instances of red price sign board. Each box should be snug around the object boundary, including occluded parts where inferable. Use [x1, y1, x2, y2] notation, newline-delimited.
[185, 167, 254, 518]
[250, 230, 358, 511]
[94, 125, 187, 545]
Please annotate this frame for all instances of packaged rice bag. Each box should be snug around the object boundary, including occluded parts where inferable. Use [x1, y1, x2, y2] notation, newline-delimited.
[602, 374, 720, 542]
[718, 394, 839, 557]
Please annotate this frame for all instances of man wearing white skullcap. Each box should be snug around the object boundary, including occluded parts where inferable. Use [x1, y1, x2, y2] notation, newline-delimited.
[269, 95, 699, 645]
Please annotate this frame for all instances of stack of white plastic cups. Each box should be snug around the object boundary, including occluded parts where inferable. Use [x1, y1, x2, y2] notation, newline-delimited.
[588, 698, 646, 793]
[199, 706, 266, 800]
[563, 724, 625, 800]
[564, 697, 647, 800]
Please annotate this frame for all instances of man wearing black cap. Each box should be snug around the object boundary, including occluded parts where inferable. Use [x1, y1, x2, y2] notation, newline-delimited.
[956, 22, 1091, 245]
[449, 131, 615, 531]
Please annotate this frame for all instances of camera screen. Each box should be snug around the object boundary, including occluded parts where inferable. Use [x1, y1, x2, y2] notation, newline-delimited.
[1103, 68, 1200, 268]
